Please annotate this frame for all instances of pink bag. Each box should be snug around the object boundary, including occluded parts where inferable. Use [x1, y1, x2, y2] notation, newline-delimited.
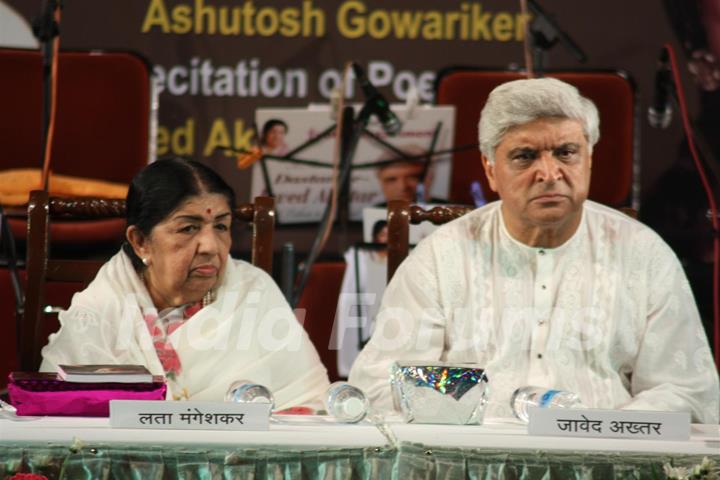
[8, 372, 167, 417]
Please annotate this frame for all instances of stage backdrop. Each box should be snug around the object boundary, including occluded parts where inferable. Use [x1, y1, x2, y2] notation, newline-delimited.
[252, 105, 454, 223]
[5, 0, 698, 216]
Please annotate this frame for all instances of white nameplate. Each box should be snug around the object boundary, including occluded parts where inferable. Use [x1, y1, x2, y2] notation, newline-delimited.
[109, 400, 270, 431]
[528, 408, 690, 441]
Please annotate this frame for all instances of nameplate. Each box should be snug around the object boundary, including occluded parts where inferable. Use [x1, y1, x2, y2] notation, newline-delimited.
[109, 400, 270, 430]
[528, 408, 690, 441]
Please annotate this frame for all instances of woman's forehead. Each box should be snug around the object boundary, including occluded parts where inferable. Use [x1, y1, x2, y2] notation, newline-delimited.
[169, 193, 231, 219]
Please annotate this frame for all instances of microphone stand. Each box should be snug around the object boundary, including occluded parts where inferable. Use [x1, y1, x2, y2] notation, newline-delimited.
[291, 107, 458, 306]
[32, 0, 63, 190]
[222, 109, 470, 306]
[527, 0, 586, 74]
[291, 104, 372, 307]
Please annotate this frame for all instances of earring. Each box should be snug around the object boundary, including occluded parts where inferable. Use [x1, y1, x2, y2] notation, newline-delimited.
[142, 257, 150, 266]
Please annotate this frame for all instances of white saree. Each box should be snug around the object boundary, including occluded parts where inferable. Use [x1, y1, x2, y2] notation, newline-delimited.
[40, 251, 330, 408]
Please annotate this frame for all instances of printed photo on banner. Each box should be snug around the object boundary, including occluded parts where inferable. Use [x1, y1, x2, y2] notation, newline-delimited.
[250, 105, 455, 224]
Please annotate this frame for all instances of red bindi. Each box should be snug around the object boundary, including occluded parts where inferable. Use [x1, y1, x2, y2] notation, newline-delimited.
[206, 208, 212, 214]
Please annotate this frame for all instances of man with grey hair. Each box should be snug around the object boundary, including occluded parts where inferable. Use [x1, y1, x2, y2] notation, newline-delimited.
[349, 77, 718, 423]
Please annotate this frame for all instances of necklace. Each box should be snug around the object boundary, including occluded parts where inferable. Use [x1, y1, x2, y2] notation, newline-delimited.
[202, 289, 215, 307]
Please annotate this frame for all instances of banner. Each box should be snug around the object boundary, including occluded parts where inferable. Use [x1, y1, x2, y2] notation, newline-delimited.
[251, 105, 454, 223]
[3, 0, 688, 207]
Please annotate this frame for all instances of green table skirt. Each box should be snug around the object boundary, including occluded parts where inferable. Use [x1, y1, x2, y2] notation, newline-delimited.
[1, 441, 715, 479]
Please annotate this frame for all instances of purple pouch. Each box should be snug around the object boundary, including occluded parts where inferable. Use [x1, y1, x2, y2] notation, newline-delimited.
[8, 372, 167, 417]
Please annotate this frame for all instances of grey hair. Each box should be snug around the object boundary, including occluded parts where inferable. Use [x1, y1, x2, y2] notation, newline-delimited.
[478, 78, 600, 164]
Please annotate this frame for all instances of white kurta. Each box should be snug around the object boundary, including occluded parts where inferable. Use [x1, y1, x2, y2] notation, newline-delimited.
[41, 251, 330, 408]
[349, 200, 719, 423]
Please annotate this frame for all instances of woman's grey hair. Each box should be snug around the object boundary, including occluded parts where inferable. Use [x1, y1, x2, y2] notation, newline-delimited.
[478, 78, 600, 164]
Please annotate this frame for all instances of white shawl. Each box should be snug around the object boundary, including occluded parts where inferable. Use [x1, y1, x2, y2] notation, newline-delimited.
[40, 251, 330, 408]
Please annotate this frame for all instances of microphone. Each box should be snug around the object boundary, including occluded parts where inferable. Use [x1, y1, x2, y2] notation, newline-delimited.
[648, 47, 674, 129]
[352, 63, 402, 135]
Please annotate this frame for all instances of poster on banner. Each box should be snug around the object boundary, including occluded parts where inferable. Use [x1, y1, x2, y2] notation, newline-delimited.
[251, 105, 455, 224]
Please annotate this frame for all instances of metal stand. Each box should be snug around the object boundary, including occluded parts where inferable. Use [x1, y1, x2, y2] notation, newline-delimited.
[32, 0, 62, 188]
[527, 0, 586, 73]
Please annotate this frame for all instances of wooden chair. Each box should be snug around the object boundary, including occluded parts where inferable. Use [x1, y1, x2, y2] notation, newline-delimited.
[387, 200, 473, 282]
[20, 190, 276, 371]
[386, 201, 639, 282]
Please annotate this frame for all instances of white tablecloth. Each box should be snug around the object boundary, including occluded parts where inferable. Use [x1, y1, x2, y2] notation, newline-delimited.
[1, 413, 717, 455]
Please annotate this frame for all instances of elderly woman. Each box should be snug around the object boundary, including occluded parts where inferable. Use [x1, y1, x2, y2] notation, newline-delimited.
[41, 158, 330, 406]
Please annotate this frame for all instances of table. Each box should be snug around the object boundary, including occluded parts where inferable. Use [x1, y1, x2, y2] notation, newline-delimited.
[1, 414, 718, 479]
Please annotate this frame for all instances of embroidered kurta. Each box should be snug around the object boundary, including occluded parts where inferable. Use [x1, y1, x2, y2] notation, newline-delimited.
[349, 200, 719, 423]
[41, 251, 330, 408]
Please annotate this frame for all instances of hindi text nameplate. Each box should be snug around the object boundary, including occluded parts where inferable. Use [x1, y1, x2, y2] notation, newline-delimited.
[110, 400, 270, 430]
[528, 408, 690, 441]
